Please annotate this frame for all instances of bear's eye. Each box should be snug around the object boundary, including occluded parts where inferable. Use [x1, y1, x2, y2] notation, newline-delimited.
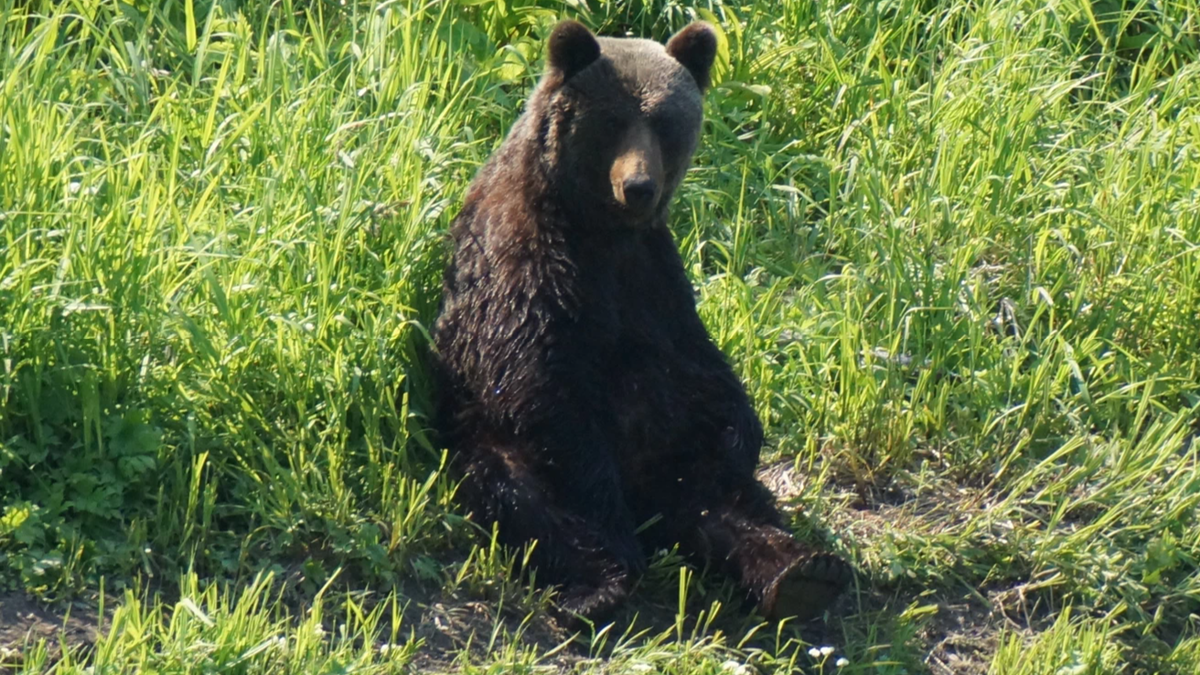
[651, 116, 677, 147]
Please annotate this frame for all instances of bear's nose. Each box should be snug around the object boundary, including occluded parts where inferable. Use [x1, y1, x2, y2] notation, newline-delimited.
[622, 176, 658, 210]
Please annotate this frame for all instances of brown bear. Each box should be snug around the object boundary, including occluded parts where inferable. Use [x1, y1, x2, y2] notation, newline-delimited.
[432, 19, 851, 623]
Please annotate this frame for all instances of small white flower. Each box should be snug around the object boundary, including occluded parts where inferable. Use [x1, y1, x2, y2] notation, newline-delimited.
[304, 322, 315, 332]
[312, 624, 326, 636]
[630, 664, 653, 673]
[808, 647, 822, 659]
[836, 657, 850, 668]
[820, 646, 835, 657]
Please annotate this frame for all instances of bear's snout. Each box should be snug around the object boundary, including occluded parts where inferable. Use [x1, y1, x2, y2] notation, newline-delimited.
[622, 175, 657, 210]
[610, 122, 663, 216]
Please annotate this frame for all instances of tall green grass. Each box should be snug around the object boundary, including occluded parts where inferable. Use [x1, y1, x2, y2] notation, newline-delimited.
[2, 0, 1199, 672]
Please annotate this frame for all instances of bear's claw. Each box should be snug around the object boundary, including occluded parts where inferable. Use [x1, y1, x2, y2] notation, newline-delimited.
[552, 576, 630, 628]
[759, 552, 853, 622]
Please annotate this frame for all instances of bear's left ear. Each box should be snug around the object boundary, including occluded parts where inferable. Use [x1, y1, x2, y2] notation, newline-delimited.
[666, 22, 717, 92]
[546, 20, 601, 83]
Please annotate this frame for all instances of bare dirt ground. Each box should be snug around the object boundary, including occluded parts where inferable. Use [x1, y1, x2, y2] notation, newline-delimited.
[0, 593, 101, 666]
[760, 458, 1030, 675]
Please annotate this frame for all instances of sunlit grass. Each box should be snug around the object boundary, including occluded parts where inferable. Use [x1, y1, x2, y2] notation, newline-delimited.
[3, 0, 1199, 672]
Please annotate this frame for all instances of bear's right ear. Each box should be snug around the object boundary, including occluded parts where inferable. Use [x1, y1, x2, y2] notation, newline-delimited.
[546, 20, 600, 84]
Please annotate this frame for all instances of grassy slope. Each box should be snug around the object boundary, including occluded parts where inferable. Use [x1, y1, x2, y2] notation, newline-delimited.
[2, 0, 1199, 672]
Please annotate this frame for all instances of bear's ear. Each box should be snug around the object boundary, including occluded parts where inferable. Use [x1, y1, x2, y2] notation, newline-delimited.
[546, 20, 601, 83]
[666, 22, 717, 92]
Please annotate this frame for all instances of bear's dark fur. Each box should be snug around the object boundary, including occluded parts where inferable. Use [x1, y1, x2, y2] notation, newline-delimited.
[433, 20, 850, 622]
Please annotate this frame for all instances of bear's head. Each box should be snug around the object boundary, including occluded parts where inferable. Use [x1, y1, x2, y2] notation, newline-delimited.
[533, 20, 717, 226]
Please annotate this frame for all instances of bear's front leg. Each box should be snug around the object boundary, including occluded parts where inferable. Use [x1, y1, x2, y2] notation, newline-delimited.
[531, 410, 647, 622]
[639, 226, 766, 477]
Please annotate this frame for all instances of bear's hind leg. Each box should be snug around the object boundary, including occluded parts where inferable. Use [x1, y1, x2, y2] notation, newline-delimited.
[696, 501, 852, 621]
[639, 477, 851, 621]
[455, 446, 635, 624]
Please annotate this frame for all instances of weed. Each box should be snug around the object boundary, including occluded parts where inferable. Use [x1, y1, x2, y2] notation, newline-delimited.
[2, 0, 1199, 672]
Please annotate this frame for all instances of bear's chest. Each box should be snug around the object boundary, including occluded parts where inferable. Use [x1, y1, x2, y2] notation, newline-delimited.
[572, 237, 695, 450]
[574, 235, 679, 355]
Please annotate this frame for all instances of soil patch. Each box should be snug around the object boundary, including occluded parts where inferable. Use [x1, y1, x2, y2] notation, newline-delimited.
[0, 593, 101, 667]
